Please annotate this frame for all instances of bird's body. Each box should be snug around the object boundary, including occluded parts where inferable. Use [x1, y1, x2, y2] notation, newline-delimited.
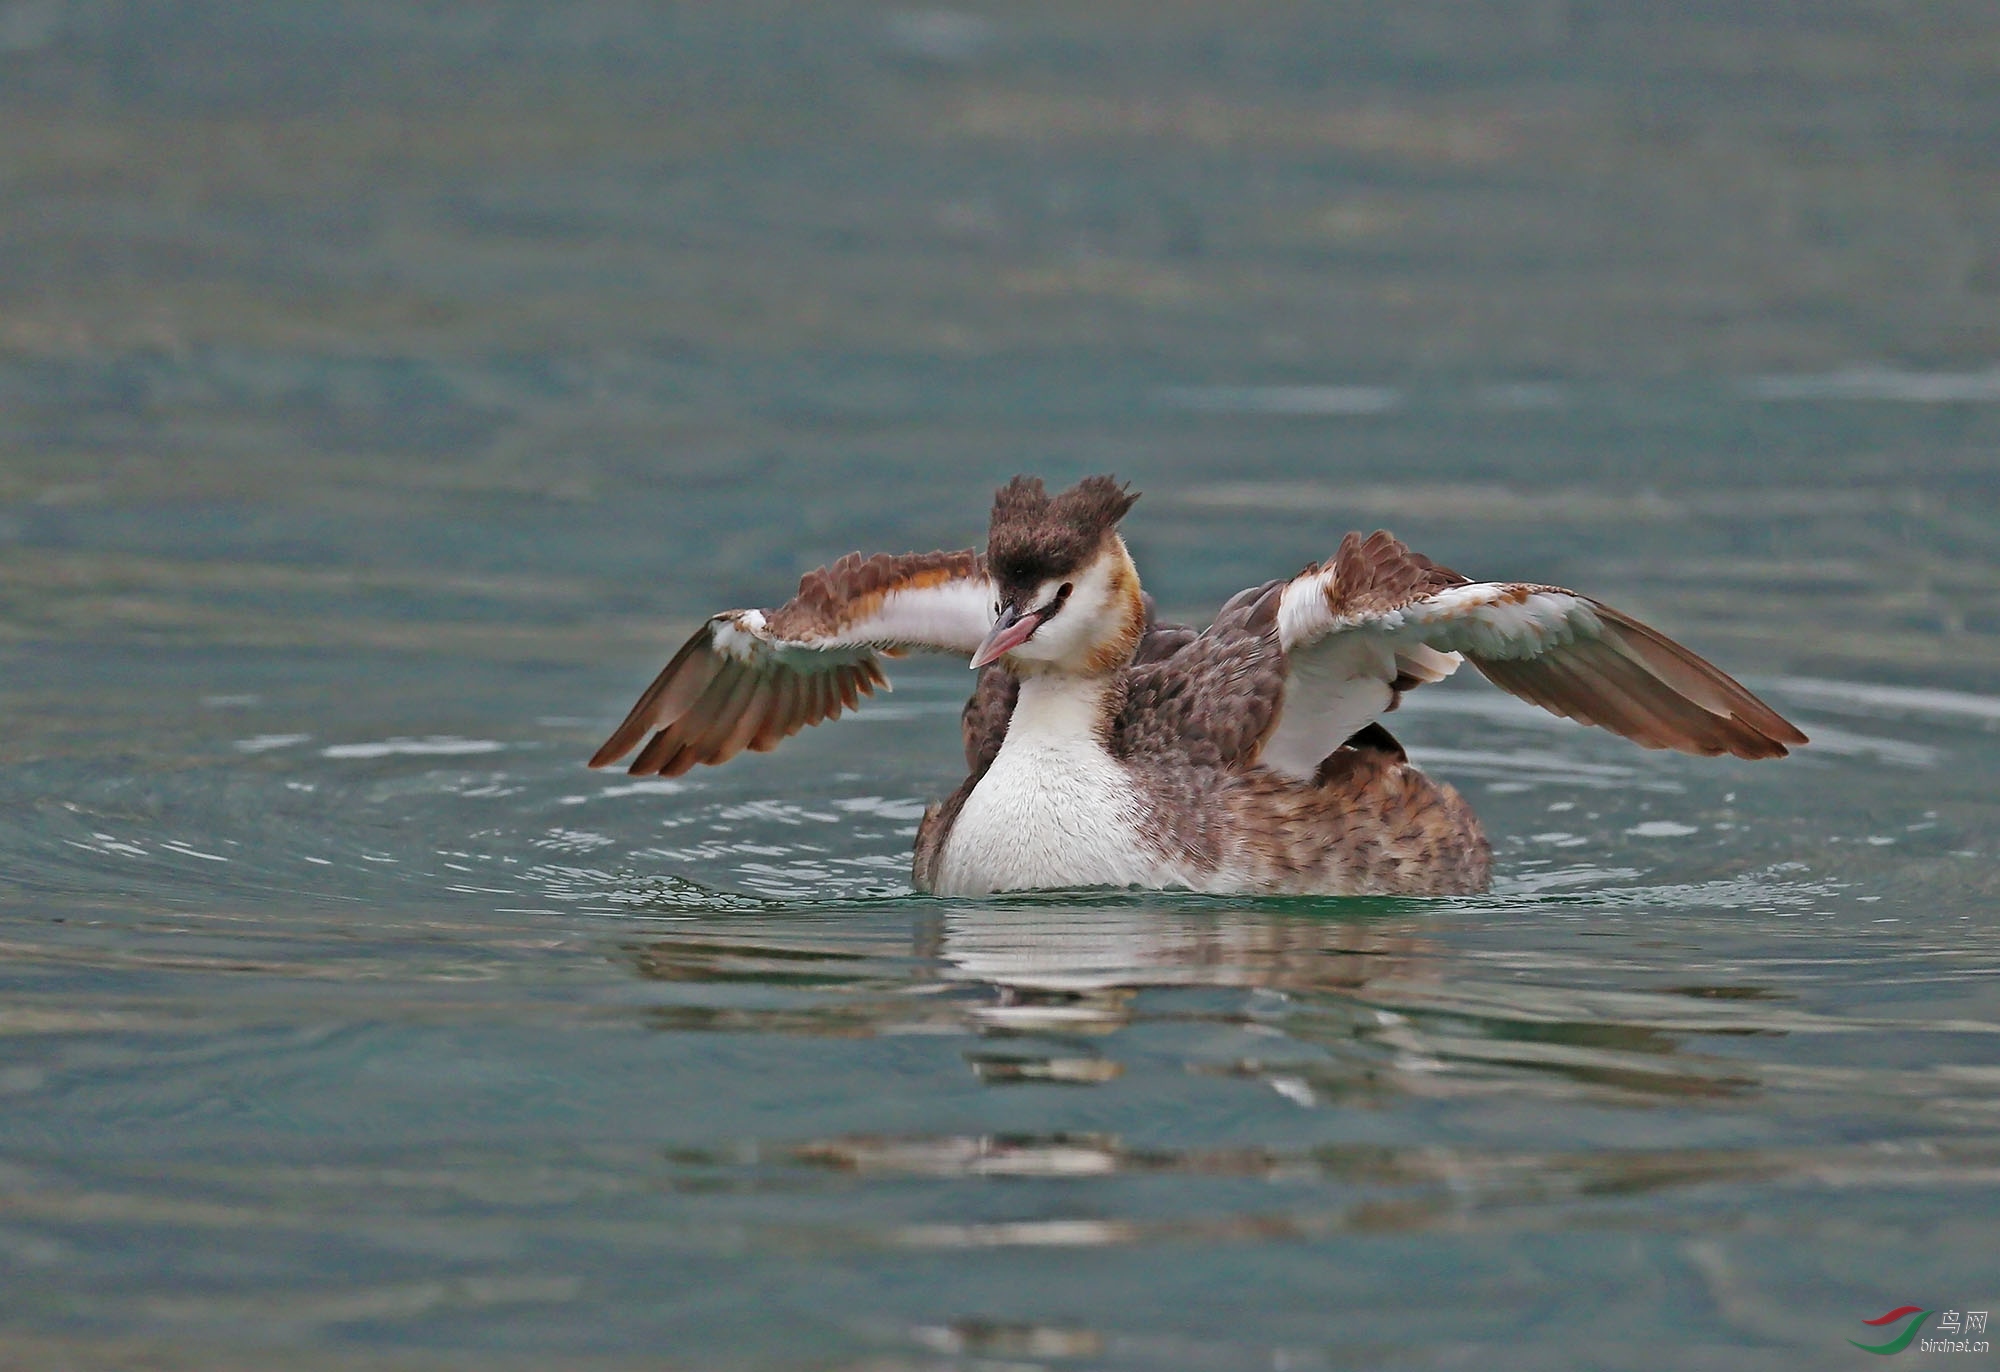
[926, 675, 1151, 894]
[591, 477, 1804, 897]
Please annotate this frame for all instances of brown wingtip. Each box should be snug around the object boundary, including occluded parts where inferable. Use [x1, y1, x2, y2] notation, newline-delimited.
[586, 738, 625, 770]
[589, 699, 664, 769]
[588, 621, 725, 769]
[1593, 605, 1808, 758]
[1472, 604, 1809, 762]
[627, 723, 687, 775]
[591, 638, 893, 777]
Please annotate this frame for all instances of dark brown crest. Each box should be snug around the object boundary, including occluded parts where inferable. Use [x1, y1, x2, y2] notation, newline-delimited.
[985, 474, 1139, 590]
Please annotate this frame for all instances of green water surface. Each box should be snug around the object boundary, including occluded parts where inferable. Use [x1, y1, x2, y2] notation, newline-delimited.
[2, 4, 1998, 1368]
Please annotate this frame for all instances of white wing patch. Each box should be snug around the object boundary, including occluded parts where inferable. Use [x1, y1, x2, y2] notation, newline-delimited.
[1275, 571, 1343, 650]
[735, 577, 996, 657]
[1267, 557, 1804, 773]
[711, 611, 768, 661]
[1279, 575, 1596, 657]
[1268, 575, 1582, 780]
[593, 556, 996, 777]
[1260, 638, 1400, 779]
[1398, 585, 1601, 659]
[845, 577, 995, 654]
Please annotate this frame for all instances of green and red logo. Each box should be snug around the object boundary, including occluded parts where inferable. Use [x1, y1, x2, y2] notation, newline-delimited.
[1850, 1306, 1930, 1355]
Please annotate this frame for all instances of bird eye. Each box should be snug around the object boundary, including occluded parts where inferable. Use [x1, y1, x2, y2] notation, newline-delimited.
[1058, 583, 1073, 598]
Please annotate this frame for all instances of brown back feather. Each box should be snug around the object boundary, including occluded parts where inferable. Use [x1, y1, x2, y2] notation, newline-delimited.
[1114, 580, 1287, 770]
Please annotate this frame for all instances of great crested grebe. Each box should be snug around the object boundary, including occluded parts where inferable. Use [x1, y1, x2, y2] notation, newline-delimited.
[590, 476, 1804, 896]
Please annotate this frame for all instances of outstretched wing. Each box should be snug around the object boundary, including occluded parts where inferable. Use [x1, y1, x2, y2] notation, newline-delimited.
[1260, 530, 1806, 779]
[590, 549, 992, 777]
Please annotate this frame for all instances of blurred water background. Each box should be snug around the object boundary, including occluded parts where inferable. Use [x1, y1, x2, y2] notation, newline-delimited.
[3, 2, 1999, 1367]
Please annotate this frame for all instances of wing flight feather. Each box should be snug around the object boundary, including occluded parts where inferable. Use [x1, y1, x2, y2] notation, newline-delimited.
[590, 549, 990, 776]
[1268, 531, 1805, 773]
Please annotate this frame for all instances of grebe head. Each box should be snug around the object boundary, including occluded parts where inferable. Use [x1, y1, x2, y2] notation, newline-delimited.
[973, 475, 1145, 675]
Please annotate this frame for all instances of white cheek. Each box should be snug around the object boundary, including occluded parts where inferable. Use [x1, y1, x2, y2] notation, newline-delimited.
[1018, 571, 1111, 661]
[1026, 611, 1093, 660]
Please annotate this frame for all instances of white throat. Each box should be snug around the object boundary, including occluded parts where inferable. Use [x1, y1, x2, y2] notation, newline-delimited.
[931, 676, 1161, 895]
[1008, 673, 1115, 738]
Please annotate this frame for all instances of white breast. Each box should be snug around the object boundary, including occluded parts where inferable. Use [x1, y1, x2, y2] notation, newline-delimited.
[932, 677, 1173, 896]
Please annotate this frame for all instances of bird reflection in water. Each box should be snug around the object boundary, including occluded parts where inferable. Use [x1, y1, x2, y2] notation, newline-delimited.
[613, 904, 1981, 1261]
[928, 900, 1433, 1093]
[626, 899, 1759, 1107]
